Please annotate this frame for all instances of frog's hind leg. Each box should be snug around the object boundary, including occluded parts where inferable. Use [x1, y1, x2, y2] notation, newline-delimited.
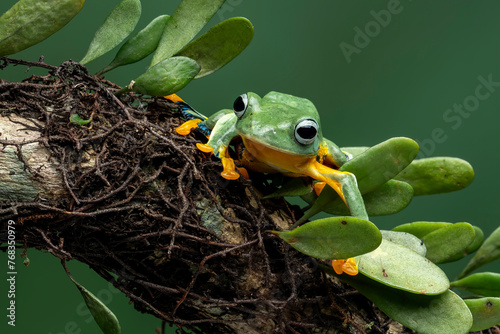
[164, 95, 211, 136]
[305, 160, 368, 221]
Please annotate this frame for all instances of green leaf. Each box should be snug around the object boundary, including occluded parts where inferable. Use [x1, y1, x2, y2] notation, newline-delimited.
[80, 0, 141, 65]
[99, 15, 170, 74]
[395, 157, 474, 196]
[466, 226, 485, 254]
[357, 238, 449, 295]
[392, 221, 452, 239]
[69, 277, 121, 334]
[464, 297, 500, 332]
[150, 0, 226, 67]
[176, 17, 254, 78]
[421, 223, 476, 264]
[341, 146, 369, 158]
[393, 222, 484, 263]
[271, 216, 381, 259]
[460, 226, 500, 278]
[323, 264, 472, 334]
[0, 0, 85, 56]
[70, 114, 91, 125]
[339, 137, 419, 194]
[381, 230, 426, 256]
[446, 225, 484, 262]
[263, 178, 312, 199]
[129, 56, 200, 96]
[316, 179, 413, 216]
[451, 272, 500, 297]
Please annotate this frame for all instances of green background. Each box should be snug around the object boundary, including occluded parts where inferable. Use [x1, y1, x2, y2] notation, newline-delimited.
[1, 0, 500, 333]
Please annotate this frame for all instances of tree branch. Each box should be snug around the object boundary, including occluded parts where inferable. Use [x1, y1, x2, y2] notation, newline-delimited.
[0, 58, 415, 334]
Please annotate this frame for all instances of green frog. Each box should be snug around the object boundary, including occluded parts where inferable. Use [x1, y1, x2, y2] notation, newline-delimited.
[171, 91, 368, 222]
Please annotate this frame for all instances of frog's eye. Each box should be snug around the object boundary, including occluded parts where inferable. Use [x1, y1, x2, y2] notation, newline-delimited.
[233, 93, 248, 118]
[295, 119, 318, 145]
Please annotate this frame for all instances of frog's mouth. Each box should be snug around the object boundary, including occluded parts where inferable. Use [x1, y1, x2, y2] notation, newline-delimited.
[240, 137, 317, 176]
[240, 137, 345, 203]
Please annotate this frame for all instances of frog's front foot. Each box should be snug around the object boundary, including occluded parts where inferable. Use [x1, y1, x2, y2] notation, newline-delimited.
[196, 143, 243, 180]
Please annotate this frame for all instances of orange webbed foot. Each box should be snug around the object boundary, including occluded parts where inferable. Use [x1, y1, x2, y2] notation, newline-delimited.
[196, 143, 214, 153]
[332, 257, 358, 276]
[176, 119, 202, 136]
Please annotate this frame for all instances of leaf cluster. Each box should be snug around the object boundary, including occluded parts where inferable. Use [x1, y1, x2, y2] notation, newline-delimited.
[269, 137, 499, 333]
[0, 0, 254, 96]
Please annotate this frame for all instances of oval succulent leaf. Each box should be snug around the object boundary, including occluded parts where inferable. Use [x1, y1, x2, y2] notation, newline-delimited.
[341, 146, 369, 158]
[131, 56, 200, 96]
[339, 137, 419, 194]
[464, 297, 500, 332]
[358, 238, 449, 295]
[0, 0, 85, 56]
[395, 157, 474, 196]
[151, 0, 226, 67]
[322, 264, 473, 334]
[80, 0, 141, 65]
[381, 230, 426, 256]
[316, 179, 413, 217]
[466, 226, 485, 254]
[392, 221, 452, 239]
[99, 15, 170, 74]
[446, 225, 484, 262]
[460, 226, 500, 278]
[271, 216, 381, 260]
[451, 272, 500, 297]
[421, 223, 476, 264]
[69, 277, 121, 334]
[176, 17, 254, 78]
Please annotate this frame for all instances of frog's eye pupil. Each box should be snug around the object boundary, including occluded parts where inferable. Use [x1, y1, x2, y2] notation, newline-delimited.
[297, 126, 317, 139]
[295, 119, 318, 145]
[233, 93, 248, 118]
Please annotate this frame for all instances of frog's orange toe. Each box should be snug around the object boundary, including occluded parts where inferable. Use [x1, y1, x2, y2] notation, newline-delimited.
[332, 258, 358, 276]
[164, 94, 184, 103]
[342, 258, 359, 276]
[236, 167, 249, 179]
[196, 143, 214, 153]
[176, 119, 202, 135]
[221, 157, 240, 180]
[221, 170, 240, 180]
[331, 259, 345, 275]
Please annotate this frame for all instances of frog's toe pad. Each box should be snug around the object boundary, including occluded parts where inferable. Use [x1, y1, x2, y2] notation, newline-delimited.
[164, 94, 184, 103]
[221, 157, 240, 180]
[196, 143, 214, 153]
[221, 170, 240, 180]
[332, 258, 358, 276]
[176, 119, 202, 136]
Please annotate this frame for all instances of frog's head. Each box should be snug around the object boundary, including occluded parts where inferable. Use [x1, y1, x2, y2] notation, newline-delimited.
[233, 91, 323, 156]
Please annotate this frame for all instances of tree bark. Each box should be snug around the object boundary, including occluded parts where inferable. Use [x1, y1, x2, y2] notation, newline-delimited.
[0, 58, 414, 334]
